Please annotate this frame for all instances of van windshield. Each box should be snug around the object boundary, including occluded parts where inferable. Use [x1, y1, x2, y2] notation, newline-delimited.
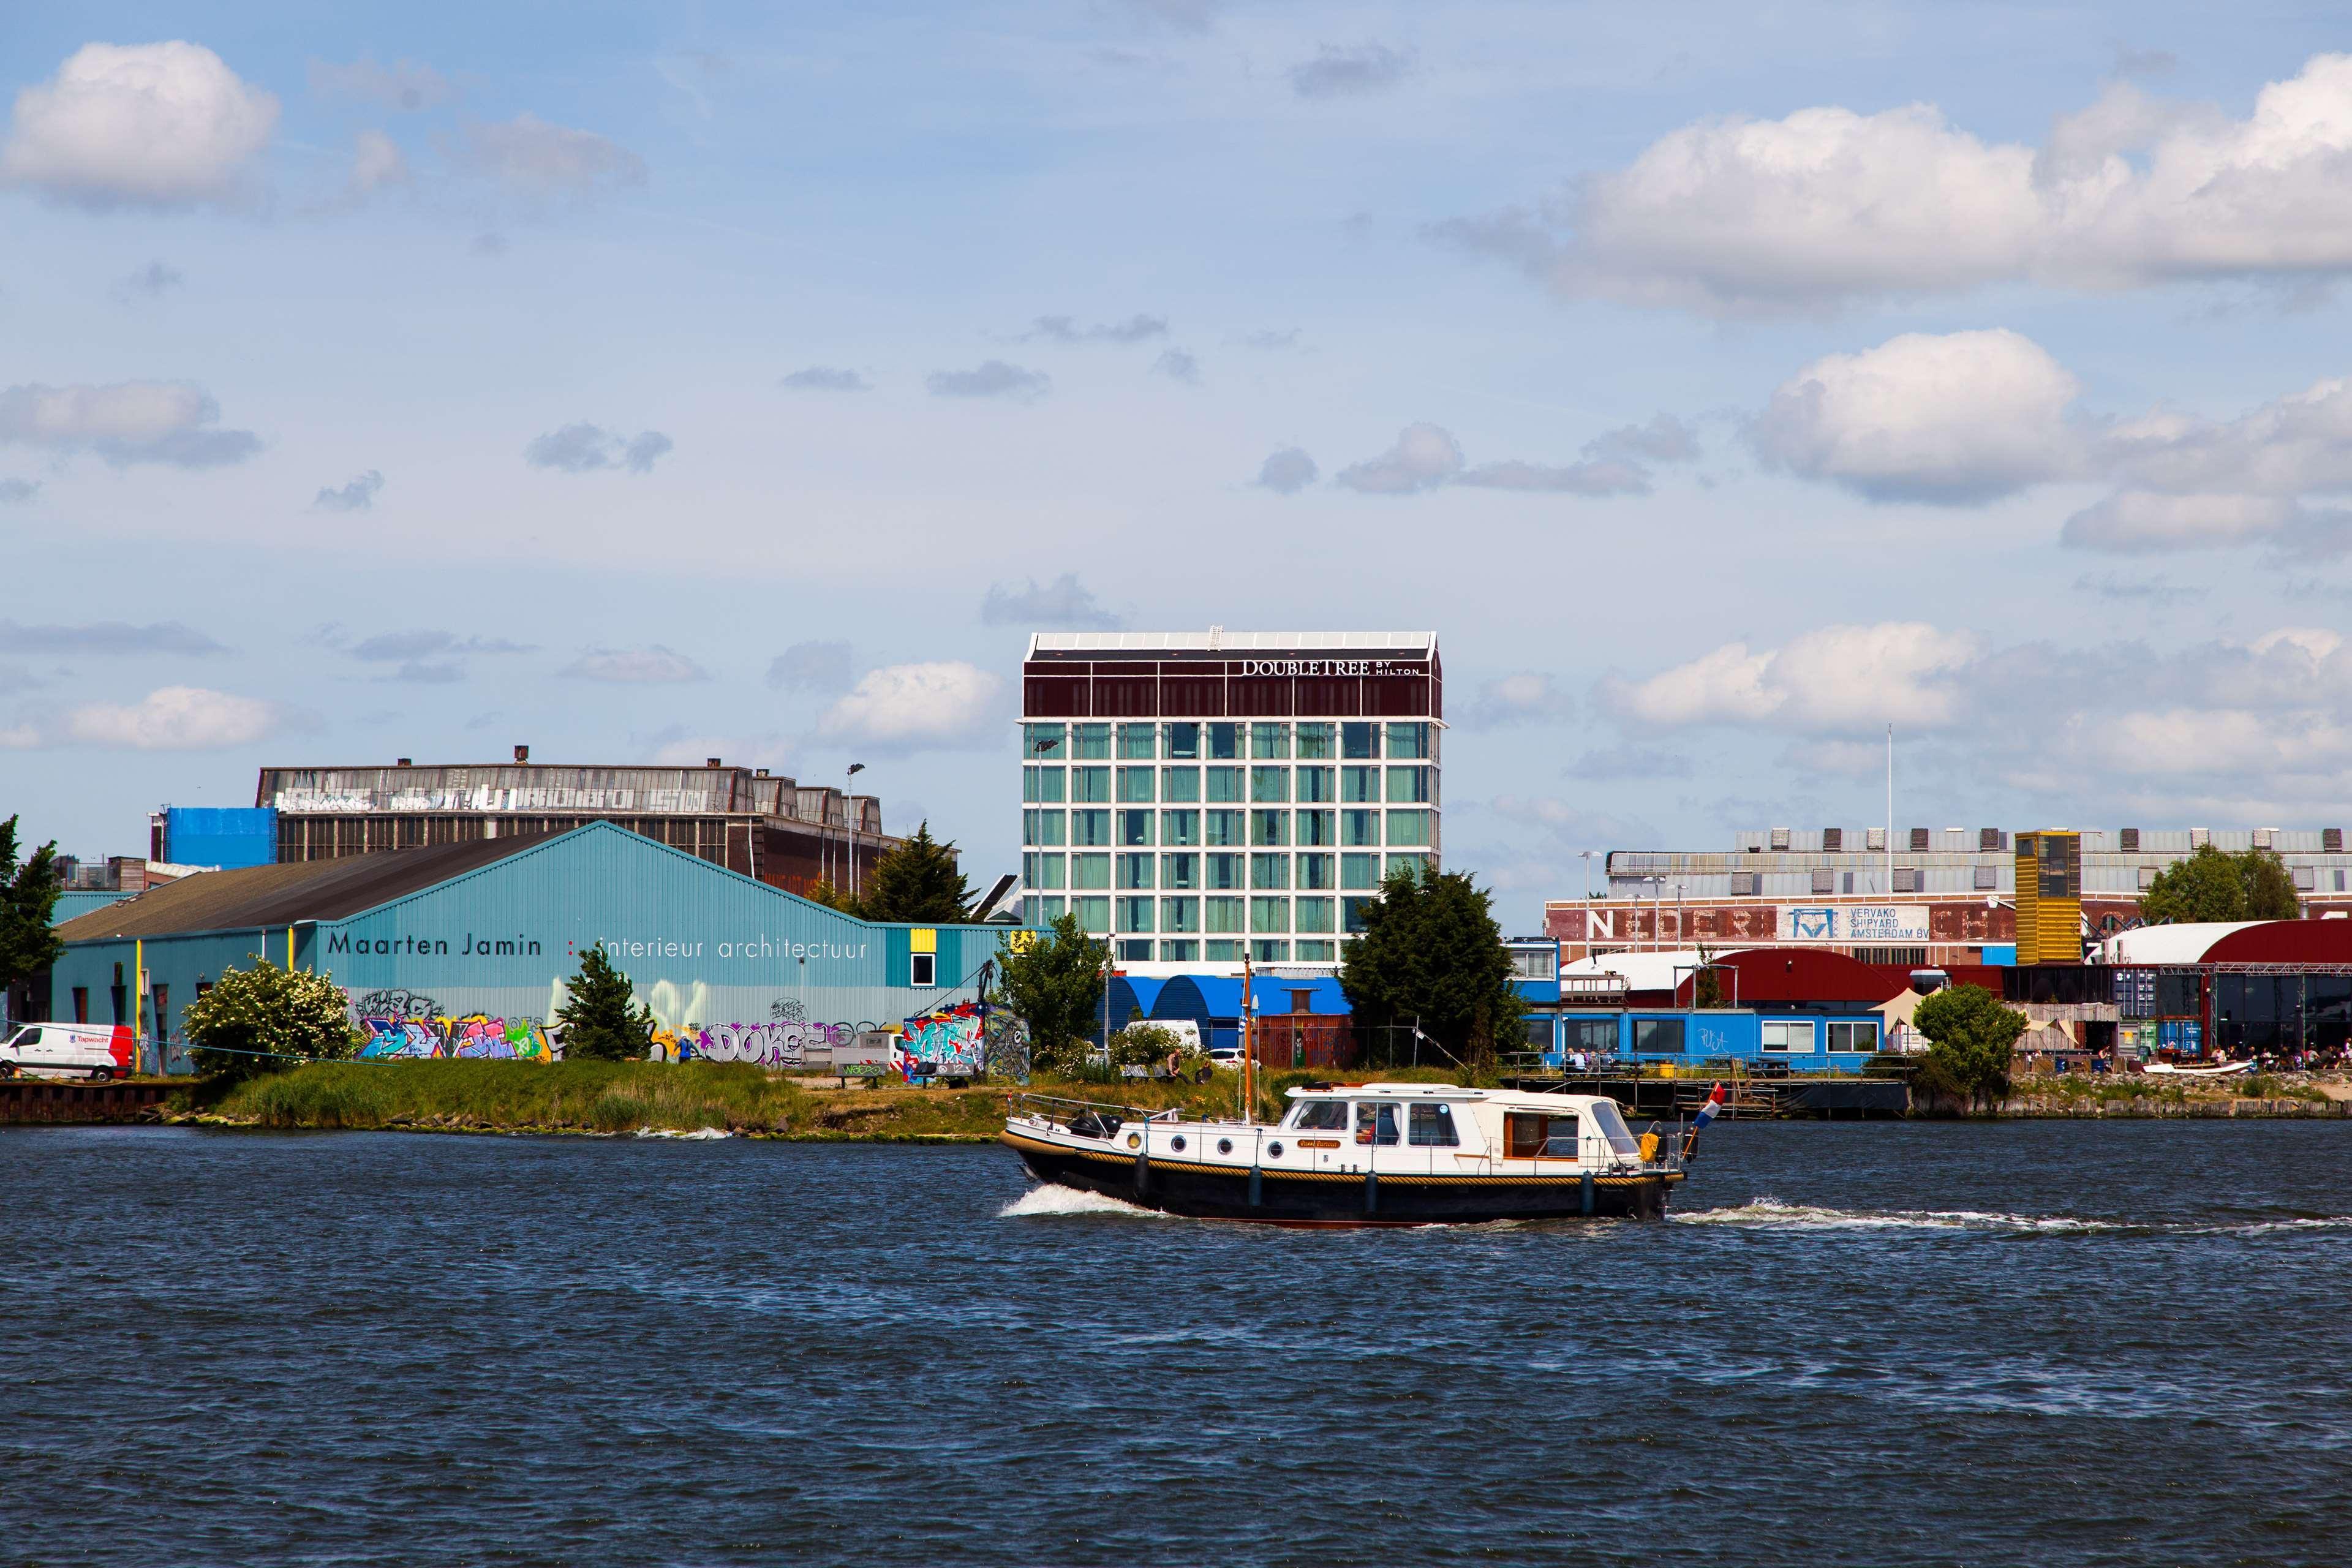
[1586, 1099, 1642, 1157]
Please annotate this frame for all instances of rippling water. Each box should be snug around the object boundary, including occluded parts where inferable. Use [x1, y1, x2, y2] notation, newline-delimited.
[6, 1120, 2352, 1565]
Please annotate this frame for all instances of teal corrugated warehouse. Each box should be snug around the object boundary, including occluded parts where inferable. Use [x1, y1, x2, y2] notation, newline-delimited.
[48, 822, 1020, 1069]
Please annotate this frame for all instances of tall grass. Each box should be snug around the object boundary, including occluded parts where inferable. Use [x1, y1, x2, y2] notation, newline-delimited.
[205, 1060, 809, 1134]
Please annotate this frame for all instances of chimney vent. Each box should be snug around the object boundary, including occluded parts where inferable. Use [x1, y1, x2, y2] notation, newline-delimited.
[513, 745, 530, 764]
[706, 756, 723, 769]
[396, 758, 412, 768]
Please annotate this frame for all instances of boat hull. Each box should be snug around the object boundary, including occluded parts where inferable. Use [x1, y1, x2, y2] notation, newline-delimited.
[1003, 1131, 1678, 1226]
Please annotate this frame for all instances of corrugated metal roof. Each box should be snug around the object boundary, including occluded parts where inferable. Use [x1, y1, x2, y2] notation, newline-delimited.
[1028, 630, 1437, 655]
[53, 832, 559, 943]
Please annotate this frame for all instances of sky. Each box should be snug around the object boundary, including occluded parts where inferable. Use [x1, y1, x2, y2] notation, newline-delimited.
[9, 1, 2352, 932]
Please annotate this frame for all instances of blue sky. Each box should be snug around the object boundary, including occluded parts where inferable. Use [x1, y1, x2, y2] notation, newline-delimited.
[9, 1, 2352, 930]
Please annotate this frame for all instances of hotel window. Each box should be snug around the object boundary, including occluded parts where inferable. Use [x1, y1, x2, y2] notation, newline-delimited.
[1164, 722, 1200, 758]
[1295, 897, 1335, 933]
[1118, 939, 1152, 962]
[1118, 723, 1156, 760]
[1118, 766, 1155, 803]
[1252, 722, 1291, 760]
[1341, 853, 1381, 889]
[1118, 896, 1155, 933]
[1161, 766, 1200, 803]
[1073, 895, 1110, 934]
[1250, 766, 1290, 803]
[1341, 722, 1378, 758]
[1251, 940, 1291, 963]
[1023, 723, 1066, 760]
[1386, 766, 1432, 804]
[1341, 810, 1380, 847]
[1205, 852, 1243, 890]
[1204, 938, 1241, 962]
[1204, 809, 1244, 848]
[1251, 853, 1290, 891]
[1251, 896, 1291, 933]
[1296, 810, 1335, 847]
[1340, 766, 1379, 803]
[1762, 1020, 1817, 1054]
[1117, 853, 1154, 889]
[1159, 940, 1200, 962]
[1161, 896, 1200, 933]
[1386, 722, 1430, 760]
[1022, 809, 1066, 847]
[1385, 810, 1431, 847]
[1071, 853, 1110, 890]
[1162, 853, 1199, 889]
[1022, 766, 1065, 804]
[1023, 852, 1066, 890]
[1343, 897, 1372, 934]
[1071, 766, 1110, 804]
[1295, 722, 1335, 759]
[1205, 896, 1245, 933]
[1207, 722, 1240, 760]
[1205, 766, 1244, 803]
[1296, 766, 1335, 803]
[1070, 809, 1110, 846]
[1296, 939, 1336, 961]
[1118, 810, 1154, 846]
[1297, 853, 1334, 890]
[1072, 723, 1110, 760]
[1826, 1022, 1879, 1054]
[1387, 853, 1434, 881]
[1250, 809, 1290, 847]
[1022, 895, 1065, 925]
[1160, 809, 1200, 846]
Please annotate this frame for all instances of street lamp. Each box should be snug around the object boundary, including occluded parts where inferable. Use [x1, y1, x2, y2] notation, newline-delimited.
[845, 761, 867, 902]
[1579, 848, 1599, 901]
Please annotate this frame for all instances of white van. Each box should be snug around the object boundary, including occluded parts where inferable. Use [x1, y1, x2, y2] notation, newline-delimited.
[0, 1022, 136, 1080]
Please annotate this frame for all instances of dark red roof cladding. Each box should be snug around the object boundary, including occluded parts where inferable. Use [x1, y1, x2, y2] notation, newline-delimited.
[2200, 920, 2352, 965]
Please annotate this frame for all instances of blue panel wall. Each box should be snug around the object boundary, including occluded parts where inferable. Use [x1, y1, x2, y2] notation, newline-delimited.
[51, 889, 134, 925]
[164, 807, 276, 869]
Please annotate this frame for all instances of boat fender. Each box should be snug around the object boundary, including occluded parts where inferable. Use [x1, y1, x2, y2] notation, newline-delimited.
[1637, 1132, 1661, 1162]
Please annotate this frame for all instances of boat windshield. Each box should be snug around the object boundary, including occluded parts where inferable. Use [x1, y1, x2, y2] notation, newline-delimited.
[1585, 1099, 1643, 1158]
[1288, 1098, 1349, 1130]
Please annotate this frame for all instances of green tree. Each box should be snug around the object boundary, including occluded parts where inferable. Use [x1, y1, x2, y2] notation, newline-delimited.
[1339, 865, 1526, 1073]
[0, 816, 66, 1019]
[1911, 983, 2027, 1113]
[554, 944, 656, 1061]
[856, 822, 971, 923]
[2138, 843, 2302, 925]
[183, 959, 360, 1081]
[1693, 946, 1725, 1008]
[992, 913, 1106, 1077]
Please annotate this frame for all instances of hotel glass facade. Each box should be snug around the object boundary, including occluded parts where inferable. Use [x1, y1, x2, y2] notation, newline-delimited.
[1019, 632, 1442, 965]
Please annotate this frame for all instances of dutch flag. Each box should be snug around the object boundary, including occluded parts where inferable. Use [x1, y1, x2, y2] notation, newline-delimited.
[1692, 1082, 1727, 1133]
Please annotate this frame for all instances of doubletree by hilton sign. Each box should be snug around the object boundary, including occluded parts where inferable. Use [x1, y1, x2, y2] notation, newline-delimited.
[1237, 659, 1407, 677]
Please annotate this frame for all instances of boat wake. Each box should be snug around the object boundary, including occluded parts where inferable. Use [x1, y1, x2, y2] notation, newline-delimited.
[998, 1183, 1171, 1219]
[1675, 1196, 2352, 1237]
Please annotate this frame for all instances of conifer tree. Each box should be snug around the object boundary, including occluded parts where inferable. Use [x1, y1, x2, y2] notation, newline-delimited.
[1, 816, 65, 1020]
[555, 944, 656, 1061]
[1340, 864, 1525, 1071]
[856, 821, 972, 924]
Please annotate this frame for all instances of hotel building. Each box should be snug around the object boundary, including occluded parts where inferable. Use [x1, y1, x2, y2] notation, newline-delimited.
[1019, 631, 1442, 967]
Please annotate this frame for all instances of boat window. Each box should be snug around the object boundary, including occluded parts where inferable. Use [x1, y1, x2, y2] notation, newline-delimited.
[1408, 1102, 1458, 1147]
[1290, 1099, 1349, 1131]
[1355, 1102, 1400, 1146]
[1504, 1112, 1578, 1158]
[1584, 1099, 1643, 1158]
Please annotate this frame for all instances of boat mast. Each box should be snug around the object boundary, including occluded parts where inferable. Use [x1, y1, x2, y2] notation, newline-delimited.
[1241, 951, 1253, 1123]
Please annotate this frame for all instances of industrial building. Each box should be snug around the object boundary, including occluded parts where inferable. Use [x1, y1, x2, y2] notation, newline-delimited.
[1551, 826, 2352, 968]
[1019, 630, 1442, 968]
[232, 750, 907, 897]
[40, 821, 1009, 1072]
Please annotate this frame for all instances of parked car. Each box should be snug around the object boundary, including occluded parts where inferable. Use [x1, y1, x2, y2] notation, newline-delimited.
[0, 1022, 136, 1080]
[1204, 1046, 1245, 1071]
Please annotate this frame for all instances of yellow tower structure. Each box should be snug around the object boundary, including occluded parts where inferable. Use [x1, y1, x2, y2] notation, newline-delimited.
[2013, 831, 2083, 965]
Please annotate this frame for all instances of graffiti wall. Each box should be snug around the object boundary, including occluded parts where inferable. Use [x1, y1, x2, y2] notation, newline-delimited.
[895, 1002, 986, 1079]
[351, 989, 556, 1061]
[652, 1019, 851, 1068]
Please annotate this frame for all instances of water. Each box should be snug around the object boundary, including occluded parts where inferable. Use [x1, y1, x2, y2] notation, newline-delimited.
[7, 1120, 2352, 1566]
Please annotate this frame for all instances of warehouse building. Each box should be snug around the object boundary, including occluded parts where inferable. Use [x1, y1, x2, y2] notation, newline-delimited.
[247, 750, 905, 897]
[1019, 629, 1442, 968]
[41, 821, 1010, 1072]
[1551, 826, 2352, 969]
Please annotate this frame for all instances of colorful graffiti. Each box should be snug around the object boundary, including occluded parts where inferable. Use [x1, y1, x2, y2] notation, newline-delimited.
[651, 1019, 850, 1067]
[895, 1002, 986, 1079]
[358, 1014, 555, 1061]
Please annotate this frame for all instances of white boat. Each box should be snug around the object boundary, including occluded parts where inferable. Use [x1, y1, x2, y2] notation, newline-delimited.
[2143, 1060, 2255, 1077]
[1001, 1081, 1694, 1227]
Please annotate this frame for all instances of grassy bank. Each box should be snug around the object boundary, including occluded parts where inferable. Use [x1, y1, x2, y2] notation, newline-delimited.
[164, 1060, 1434, 1139]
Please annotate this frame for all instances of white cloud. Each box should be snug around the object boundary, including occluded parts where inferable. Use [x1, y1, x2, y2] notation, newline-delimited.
[818, 662, 1005, 750]
[523, 423, 671, 473]
[0, 381, 261, 468]
[1289, 44, 1414, 99]
[980, 575, 1124, 630]
[0, 479, 37, 503]
[1337, 416, 1689, 499]
[1151, 347, 1200, 384]
[2060, 491, 2310, 552]
[780, 366, 870, 392]
[1, 42, 278, 208]
[1019, 314, 1166, 345]
[350, 129, 410, 195]
[1458, 673, 1576, 729]
[927, 361, 1050, 400]
[1435, 53, 2352, 314]
[1335, 423, 1463, 494]
[314, 470, 384, 511]
[453, 113, 646, 201]
[1751, 330, 2090, 502]
[1454, 458, 1649, 496]
[307, 56, 453, 112]
[1253, 447, 1317, 494]
[767, 640, 854, 692]
[110, 260, 183, 301]
[41, 686, 281, 750]
[1604, 622, 1980, 733]
[560, 646, 709, 683]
